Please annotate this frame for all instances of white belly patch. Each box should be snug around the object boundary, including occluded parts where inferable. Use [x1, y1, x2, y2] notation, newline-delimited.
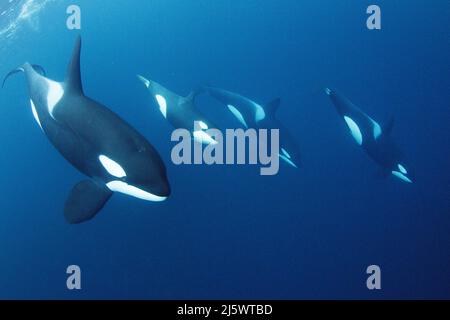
[45, 79, 64, 118]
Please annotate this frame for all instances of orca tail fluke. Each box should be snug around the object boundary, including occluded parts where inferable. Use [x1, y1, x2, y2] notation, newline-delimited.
[64, 180, 112, 224]
[2, 64, 46, 88]
[2, 67, 25, 88]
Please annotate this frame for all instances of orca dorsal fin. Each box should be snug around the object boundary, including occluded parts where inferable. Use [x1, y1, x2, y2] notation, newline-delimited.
[65, 35, 83, 94]
[384, 116, 395, 135]
[186, 91, 196, 102]
[265, 98, 281, 116]
[188, 86, 207, 103]
[178, 92, 195, 107]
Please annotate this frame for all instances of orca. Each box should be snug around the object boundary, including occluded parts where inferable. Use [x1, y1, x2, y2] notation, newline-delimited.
[3, 36, 171, 224]
[325, 88, 414, 183]
[138, 75, 219, 145]
[199, 86, 301, 168]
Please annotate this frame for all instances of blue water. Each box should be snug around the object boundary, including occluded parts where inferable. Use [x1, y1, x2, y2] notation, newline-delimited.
[0, 0, 449, 299]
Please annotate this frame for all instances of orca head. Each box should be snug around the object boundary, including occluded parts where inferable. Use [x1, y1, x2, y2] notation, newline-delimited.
[99, 150, 171, 202]
[137, 75, 177, 119]
[325, 87, 347, 115]
[390, 163, 414, 184]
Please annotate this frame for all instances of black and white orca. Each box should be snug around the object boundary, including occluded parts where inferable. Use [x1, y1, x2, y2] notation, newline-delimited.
[325, 88, 414, 183]
[138, 75, 219, 145]
[3, 36, 171, 223]
[198, 86, 301, 168]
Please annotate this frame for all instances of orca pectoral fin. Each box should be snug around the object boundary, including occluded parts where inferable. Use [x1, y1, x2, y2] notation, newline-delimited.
[31, 65, 46, 77]
[383, 116, 395, 135]
[373, 167, 390, 180]
[64, 180, 112, 224]
[265, 98, 281, 117]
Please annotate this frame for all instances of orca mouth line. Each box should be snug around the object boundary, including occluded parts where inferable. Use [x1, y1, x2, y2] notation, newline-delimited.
[106, 180, 168, 202]
[279, 154, 298, 168]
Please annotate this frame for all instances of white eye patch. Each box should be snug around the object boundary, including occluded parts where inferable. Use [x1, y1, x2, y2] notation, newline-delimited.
[99, 155, 126, 178]
[344, 116, 363, 146]
[155, 94, 167, 118]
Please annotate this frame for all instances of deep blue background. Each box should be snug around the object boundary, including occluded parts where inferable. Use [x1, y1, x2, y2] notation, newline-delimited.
[0, 0, 448, 299]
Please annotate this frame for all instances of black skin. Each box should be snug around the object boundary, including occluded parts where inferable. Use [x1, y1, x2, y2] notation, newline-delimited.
[326, 88, 414, 182]
[200, 86, 302, 168]
[8, 37, 170, 199]
[138, 76, 219, 134]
